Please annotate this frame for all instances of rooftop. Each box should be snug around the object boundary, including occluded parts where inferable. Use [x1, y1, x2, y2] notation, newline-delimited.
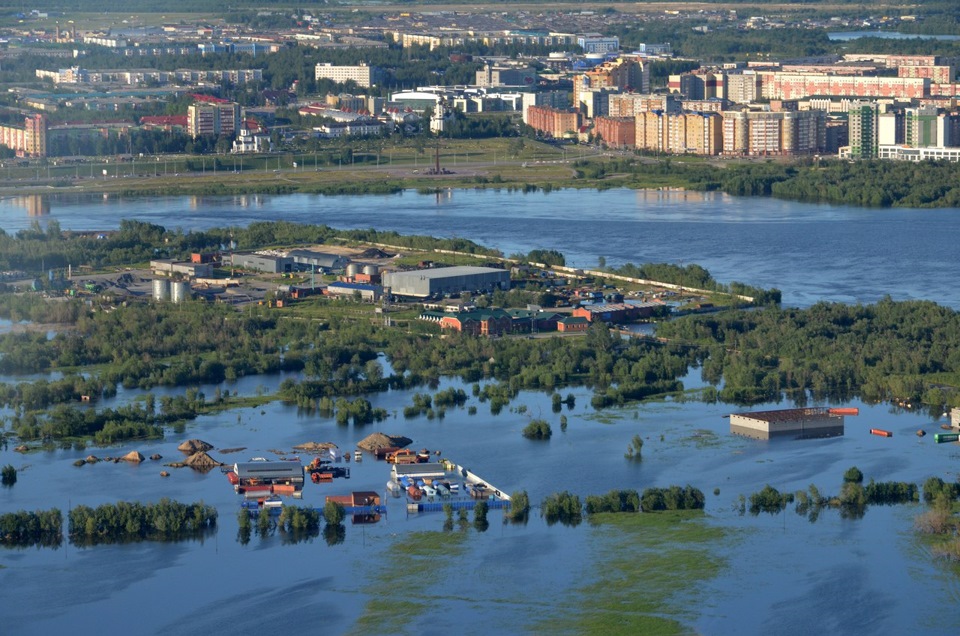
[387, 266, 506, 280]
[733, 407, 835, 423]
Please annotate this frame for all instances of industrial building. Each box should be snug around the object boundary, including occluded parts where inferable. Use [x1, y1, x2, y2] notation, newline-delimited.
[572, 302, 662, 323]
[729, 407, 845, 440]
[326, 281, 382, 302]
[382, 266, 510, 299]
[231, 460, 305, 490]
[288, 249, 349, 272]
[231, 253, 293, 274]
[150, 259, 213, 278]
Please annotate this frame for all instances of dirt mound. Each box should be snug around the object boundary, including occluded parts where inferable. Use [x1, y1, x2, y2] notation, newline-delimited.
[178, 439, 213, 454]
[122, 451, 145, 463]
[293, 441, 338, 453]
[357, 248, 393, 259]
[184, 451, 222, 470]
[357, 433, 412, 452]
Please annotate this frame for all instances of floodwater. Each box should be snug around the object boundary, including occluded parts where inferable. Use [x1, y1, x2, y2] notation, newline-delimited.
[1, 189, 960, 634]
[3, 375, 959, 634]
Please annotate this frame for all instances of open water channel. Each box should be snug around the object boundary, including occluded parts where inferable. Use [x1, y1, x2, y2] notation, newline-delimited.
[1, 189, 959, 635]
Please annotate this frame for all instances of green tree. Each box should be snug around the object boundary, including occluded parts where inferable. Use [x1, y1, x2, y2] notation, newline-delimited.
[1, 464, 16, 486]
[522, 418, 552, 440]
[843, 466, 864, 484]
[473, 500, 489, 532]
[508, 490, 530, 524]
[625, 434, 643, 460]
[323, 501, 345, 525]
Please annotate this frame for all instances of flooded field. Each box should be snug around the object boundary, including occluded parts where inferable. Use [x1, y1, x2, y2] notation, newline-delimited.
[2, 372, 959, 634]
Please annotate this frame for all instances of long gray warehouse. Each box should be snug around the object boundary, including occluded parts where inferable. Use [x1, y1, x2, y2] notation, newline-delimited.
[730, 407, 844, 440]
[382, 266, 510, 298]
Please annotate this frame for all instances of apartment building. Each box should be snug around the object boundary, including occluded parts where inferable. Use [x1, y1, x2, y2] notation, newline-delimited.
[314, 63, 382, 88]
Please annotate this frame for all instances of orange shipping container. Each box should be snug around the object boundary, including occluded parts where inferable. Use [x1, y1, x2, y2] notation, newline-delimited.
[830, 407, 860, 415]
[829, 408, 860, 416]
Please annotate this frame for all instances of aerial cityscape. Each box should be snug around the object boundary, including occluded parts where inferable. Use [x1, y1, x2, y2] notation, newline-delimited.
[2, 2, 960, 634]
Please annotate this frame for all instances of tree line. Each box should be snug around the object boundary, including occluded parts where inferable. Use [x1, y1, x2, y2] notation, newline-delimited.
[657, 297, 960, 410]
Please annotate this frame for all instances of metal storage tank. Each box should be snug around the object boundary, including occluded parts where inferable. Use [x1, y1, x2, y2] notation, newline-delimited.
[362, 264, 379, 276]
[152, 278, 170, 301]
[170, 281, 190, 304]
[346, 263, 361, 277]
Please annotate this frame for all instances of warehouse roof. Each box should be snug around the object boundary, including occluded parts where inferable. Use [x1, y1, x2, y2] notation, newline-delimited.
[386, 266, 507, 279]
[732, 407, 834, 423]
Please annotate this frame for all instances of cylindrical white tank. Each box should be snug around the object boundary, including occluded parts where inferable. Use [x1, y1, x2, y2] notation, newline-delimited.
[346, 263, 361, 277]
[152, 278, 170, 301]
[170, 281, 190, 304]
[362, 264, 379, 276]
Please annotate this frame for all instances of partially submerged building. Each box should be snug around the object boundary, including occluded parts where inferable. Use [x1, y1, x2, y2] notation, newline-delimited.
[729, 407, 845, 440]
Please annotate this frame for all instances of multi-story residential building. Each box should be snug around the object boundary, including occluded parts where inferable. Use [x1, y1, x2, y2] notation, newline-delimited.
[904, 105, 940, 147]
[898, 65, 955, 83]
[577, 87, 617, 119]
[525, 105, 581, 139]
[0, 114, 46, 157]
[761, 72, 929, 101]
[314, 63, 382, 88]
[721, 109, 825, 156]
[521, 91, 570, 116]
[608, 93, 679, 117]
[669, 70, 723, 100]
[475, 63, 537, 88]
[37, 67, 262, 86]
[847, 101, 880, 158]
[393, 30, 576, 51]
[593, 116, 636, 148]
[725, 71, 761, 104]
[634, 111, 723, 155]
[878, 110, 903, 146]
[574, 57, 649, 112]
[187, 101, 241, 138]
[635, 111, 668, 153]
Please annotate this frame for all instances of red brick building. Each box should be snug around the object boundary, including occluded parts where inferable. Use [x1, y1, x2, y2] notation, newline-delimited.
[439, 309, 514, 336]
[594, 116, 636, 148]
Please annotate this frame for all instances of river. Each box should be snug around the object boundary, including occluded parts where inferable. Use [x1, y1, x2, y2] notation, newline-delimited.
[2, 189, 959, 308]
[1, 189, 959, 635]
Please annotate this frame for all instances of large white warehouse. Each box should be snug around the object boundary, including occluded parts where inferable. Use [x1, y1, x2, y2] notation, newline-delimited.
[382, 266, 510, 299]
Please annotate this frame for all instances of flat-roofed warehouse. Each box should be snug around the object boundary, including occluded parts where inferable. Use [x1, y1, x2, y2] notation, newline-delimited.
[729, 407, 844, 440]
[382, 266, 510, 299]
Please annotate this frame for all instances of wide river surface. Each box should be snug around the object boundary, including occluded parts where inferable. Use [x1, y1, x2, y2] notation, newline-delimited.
[1, 188, 959, 635]
[1, 188, 959, 308]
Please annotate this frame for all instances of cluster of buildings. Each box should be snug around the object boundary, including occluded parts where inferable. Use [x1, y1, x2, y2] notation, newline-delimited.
[522, 54, 960, 159]
[418, 300, 662, 337]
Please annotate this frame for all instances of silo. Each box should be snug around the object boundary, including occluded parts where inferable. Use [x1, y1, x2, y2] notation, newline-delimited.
[170, 281, 190, 304]
[152, 278, 170, 301]
[346, 263, 361, 277]
[362, 264, 379, 276]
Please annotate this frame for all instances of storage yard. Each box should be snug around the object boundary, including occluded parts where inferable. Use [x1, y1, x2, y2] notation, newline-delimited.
[230, 446, 512, 521]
